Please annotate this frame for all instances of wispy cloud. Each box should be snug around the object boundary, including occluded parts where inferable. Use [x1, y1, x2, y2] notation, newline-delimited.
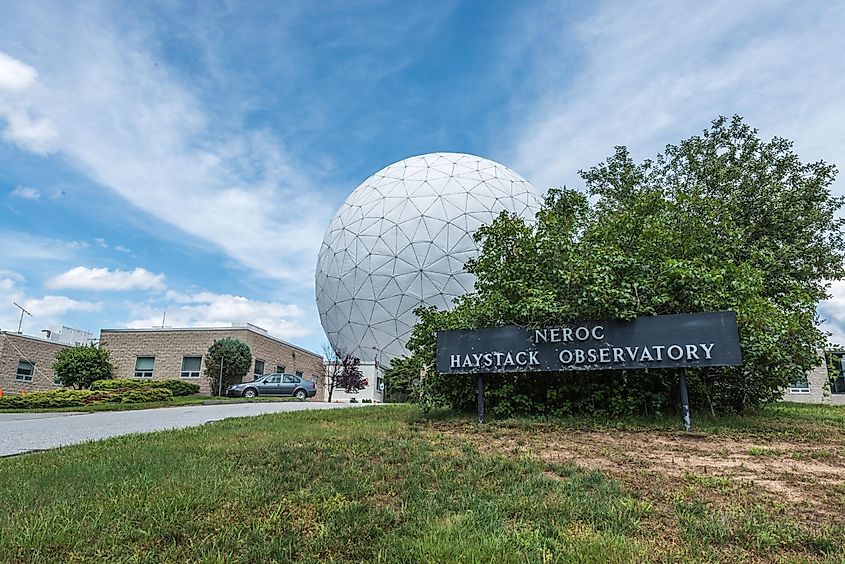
[10, 185, 39, 200]
[0, 231, 87, 262]
[0, 6, 330, 284]
[502, 1, 845, 193]
[46, 266, 166, 292]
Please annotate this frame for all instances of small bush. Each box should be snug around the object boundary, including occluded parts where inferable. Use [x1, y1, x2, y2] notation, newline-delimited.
[0, 386, 175, 409]
[0, 389, 96, 409]
[115, 388, 173, 404]
[349, 397, 358, 403]
[152, 379, 200, 396]
[362, 399, 372, 403]
[90, 379, 199, 396]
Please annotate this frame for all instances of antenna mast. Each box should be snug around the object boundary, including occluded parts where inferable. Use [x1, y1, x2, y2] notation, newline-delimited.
[12, 301, 32, 333]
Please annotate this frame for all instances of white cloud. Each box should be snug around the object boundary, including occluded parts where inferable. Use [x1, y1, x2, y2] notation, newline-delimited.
[22, 295, 102, 317]
[819, 280, 845, 346]
[0, 52, 59, 154]
[0, 10, 331, 284]
[127, 291, 310, 340]
[10, 185, 39, 200]
[0, 51, 37, 91]
[46, 266, 166, 292]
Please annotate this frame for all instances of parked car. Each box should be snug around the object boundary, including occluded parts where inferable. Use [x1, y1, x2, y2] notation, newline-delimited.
[226, 373, 317, 399]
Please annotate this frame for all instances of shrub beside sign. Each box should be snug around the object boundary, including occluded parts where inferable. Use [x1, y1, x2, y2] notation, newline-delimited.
[436, 311, 742, 375]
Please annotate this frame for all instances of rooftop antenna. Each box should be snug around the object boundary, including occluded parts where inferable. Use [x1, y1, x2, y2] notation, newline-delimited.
[12, 301, 32, 333]
[161, 308, 167, 329]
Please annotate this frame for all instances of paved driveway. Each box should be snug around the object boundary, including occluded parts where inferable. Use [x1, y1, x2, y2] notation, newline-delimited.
[0, 402, 358, 457]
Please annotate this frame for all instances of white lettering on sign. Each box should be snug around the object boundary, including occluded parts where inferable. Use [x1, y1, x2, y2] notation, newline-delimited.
[534, 325, 605, 344]
[453, 343, 719, 370]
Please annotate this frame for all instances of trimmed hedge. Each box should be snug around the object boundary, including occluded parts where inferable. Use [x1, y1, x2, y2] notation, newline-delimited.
[90, 379, 200, 396]
[0, 389, 95, 409]
[0, 387, 174, 409]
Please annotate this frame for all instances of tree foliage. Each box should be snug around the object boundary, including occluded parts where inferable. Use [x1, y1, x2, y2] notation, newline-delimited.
[383, 354, 425, 402]
[204, 338, 252, 395]
[403, 116, 845, 416]
[52, 345, 115, 389]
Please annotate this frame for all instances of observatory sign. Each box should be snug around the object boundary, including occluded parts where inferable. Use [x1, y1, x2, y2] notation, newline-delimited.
[436, 311, 742, 374]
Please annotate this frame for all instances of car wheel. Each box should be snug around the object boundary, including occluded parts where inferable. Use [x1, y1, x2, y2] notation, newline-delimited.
[243, 388, 258, 398]
[294, 388, 307, 400]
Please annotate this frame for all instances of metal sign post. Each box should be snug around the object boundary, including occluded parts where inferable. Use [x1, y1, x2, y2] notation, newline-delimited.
[477, 374, 485, 424]
[678, 367, 692, 432]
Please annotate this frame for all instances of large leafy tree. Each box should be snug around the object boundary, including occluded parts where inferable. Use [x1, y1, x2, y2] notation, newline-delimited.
[204, 338, 252, 395]
[404, 116, 845, 416]
[53, 345, 115, 389]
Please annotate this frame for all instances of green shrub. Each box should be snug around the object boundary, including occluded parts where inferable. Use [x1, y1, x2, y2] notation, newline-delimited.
[90, 379, 149, 391]
[0, 389, 96, 409]
[90, 379, 199, 396]
[349, 397, 358, 403]
[0, 386, 175, 409]
[114, 388, 173, 404]
[151, 379, 199, 396]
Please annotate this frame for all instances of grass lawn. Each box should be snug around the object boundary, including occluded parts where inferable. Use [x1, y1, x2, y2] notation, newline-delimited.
[0, 395, 302, 414]
[0, 403, 843, 562]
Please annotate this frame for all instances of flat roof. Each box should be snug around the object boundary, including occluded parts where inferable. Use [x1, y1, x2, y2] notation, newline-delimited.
[99, 325, 322, 358]
[0, 330, 70, 347]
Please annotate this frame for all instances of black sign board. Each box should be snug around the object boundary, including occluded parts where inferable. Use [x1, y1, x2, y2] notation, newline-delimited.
[436, 311, 742, 375]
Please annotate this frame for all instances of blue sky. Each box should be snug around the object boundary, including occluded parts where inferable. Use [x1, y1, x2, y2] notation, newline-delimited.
[1, 0, 844, 353]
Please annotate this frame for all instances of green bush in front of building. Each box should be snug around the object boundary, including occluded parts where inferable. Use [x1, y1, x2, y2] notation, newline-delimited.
[91, 379, 200, 396]
[0, 387, 174, 409]
[52, 345, 115, 389]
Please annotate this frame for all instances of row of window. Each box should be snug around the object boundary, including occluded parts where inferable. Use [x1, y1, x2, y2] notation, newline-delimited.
[13, 356, 307, 384]
[132, 356, 305, 379]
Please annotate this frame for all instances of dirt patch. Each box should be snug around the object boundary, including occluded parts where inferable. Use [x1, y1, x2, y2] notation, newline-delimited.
[422, 421, 845, 525]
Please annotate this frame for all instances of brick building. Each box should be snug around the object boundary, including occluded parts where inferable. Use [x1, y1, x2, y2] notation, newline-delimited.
[0, 331, 68, 394]
[783, 351, 845, 405]
[99, 324, 325, 396]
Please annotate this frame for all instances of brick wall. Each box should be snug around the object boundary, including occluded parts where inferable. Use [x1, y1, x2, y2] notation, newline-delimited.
[0, 332, 68, 394]
[782, 356, 845, 405]
[99, 327, 325, 397]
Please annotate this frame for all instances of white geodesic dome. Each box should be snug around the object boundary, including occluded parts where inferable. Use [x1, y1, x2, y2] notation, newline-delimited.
[315, 152, 542, 362]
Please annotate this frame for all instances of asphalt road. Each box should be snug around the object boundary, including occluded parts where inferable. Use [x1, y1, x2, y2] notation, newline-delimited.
[0, 402, 359, 457]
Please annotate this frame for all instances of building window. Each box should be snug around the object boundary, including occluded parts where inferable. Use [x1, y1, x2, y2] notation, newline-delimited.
[254, 359, 265, 376]
[788, 375, 810, 394]
[295, 370, 303, 377]
[276, 365, 286, 373]
[15, 360, 34, 382]
[181, 356, 202, 378]
[134, 356, 155, 378]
